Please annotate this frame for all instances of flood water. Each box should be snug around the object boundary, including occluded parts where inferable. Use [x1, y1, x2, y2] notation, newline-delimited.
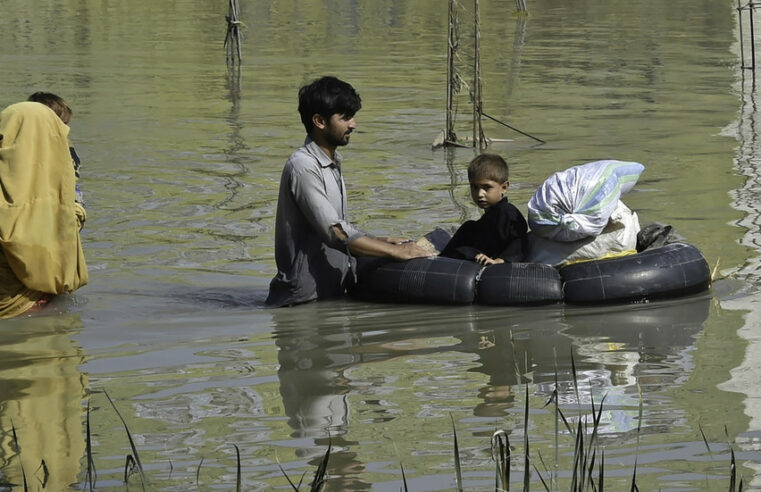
[2, 0, 761, 490]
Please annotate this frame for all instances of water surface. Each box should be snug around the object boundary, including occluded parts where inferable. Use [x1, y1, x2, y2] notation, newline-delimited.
[1, 0, 759, 490]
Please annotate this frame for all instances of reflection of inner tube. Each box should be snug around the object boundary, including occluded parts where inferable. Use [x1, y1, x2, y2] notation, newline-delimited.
[352, 257, 562, 306]
[559, 242, 711, 304]
[562, 295, 710, 348]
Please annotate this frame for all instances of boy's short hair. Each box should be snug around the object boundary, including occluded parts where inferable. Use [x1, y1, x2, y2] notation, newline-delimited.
[467, 153, 510, 183]
[28, 92, 72, 124]
[298, 76, 361, 133]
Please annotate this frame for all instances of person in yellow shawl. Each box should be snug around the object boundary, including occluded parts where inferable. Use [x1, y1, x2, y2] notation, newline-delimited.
[0, 101, 88, 318]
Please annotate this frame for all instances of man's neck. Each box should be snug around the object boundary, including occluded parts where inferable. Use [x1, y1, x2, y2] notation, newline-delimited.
[310, 133, 336, 161]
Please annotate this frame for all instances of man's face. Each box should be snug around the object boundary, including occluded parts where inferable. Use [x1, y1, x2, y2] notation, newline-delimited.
[324, 113, 356, 147]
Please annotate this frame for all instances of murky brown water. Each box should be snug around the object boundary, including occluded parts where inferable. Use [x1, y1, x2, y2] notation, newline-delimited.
[1, 0, 760, 490]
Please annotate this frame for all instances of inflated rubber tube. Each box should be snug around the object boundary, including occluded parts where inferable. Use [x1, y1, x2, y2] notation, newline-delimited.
[559, 242, 711, 304]
[476, 262, 562, 306]
[352, 256, 481, 304]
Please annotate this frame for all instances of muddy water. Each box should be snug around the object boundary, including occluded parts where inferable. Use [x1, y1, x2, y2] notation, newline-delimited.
[0, 0, 759, 489]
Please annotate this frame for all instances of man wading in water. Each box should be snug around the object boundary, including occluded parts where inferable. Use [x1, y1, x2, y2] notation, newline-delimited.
[266, 76, 432, 307]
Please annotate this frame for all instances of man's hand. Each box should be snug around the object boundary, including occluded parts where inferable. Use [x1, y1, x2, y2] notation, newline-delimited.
[344, 233, 434, 260]
[475, 254, 504, 266]
[379, 236, 412, 245]
[388, 242, 434, 260]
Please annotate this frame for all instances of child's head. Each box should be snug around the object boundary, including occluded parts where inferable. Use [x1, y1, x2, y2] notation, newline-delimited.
[28, 92, 72, 125]
[467, 153, 510, 210]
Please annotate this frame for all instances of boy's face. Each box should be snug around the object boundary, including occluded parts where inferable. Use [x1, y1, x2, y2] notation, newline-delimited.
[470, 178, 509, 210]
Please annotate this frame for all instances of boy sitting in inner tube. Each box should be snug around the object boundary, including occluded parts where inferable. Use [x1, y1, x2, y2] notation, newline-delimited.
[439, 154, 528, 266]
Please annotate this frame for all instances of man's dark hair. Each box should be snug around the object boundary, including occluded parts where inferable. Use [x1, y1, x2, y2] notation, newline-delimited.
[298, 76, 361, 133]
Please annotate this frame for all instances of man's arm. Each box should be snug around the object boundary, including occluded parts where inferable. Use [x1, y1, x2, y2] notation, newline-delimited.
[287, 155, 431, 260]
[290, 163, 366, 246]
[331, 225, 432, 260]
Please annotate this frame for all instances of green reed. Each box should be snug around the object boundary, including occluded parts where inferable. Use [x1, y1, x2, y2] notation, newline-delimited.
[0, 374, 750, 491]
[442, 356, 747, 492]
[102, 389, 147, 490]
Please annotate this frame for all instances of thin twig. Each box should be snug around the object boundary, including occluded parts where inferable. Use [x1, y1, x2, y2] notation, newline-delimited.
[481, 112, 546, 144]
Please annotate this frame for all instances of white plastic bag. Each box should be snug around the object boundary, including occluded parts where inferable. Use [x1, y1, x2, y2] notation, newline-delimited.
[526, 200, 640, 266]
[528, 160, 645, 242]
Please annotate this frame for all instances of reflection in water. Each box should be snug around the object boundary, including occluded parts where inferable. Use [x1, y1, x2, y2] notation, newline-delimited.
[443, 146, 471, 224]
[275, 313, 354, 439]
[454, 310, 569, 418]
[271, 295, 712, 487]
[458, 297, 710, 427]
[0, 0, 752, 488]
[560, 298, 709, 436]
[218, 63, 249, 212]
[731, 74, 761, 284]
[562, 297, 708, 387]
[0, 314, 87, 490]
[722, 41, 761, 487]
[505, 15, 528, 101]
[272, 304, 372, 491]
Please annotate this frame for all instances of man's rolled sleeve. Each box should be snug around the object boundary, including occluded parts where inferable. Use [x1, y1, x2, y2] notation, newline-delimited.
[333, 220, 365, 244]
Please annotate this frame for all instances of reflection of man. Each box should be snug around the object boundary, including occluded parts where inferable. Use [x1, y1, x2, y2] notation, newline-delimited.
[266, 76, 431, 307]
[271, 304, 372, 489]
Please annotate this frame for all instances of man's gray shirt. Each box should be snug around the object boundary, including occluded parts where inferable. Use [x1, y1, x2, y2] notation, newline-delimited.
[266, 137, 366, 306]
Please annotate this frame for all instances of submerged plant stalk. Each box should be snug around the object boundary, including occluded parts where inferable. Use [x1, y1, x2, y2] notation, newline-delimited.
[103, 390, 147, 490]
[451, 415, 464, 492]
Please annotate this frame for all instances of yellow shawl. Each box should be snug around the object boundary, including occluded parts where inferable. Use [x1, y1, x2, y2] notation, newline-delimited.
[0, 101, 88, 318]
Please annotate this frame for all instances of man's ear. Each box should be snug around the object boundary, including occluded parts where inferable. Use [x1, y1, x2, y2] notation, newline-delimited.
[501, 181, 510, 194]
[312, 113, 327, 130]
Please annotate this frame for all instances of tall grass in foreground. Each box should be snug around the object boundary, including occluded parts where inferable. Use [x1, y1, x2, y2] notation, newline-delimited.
[0, 370, 748, 491]
[290, 353, 747, 491]
[445, 365, 746, 492]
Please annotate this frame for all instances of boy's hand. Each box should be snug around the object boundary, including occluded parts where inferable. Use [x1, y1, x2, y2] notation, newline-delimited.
[475, 254, 504, 266]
